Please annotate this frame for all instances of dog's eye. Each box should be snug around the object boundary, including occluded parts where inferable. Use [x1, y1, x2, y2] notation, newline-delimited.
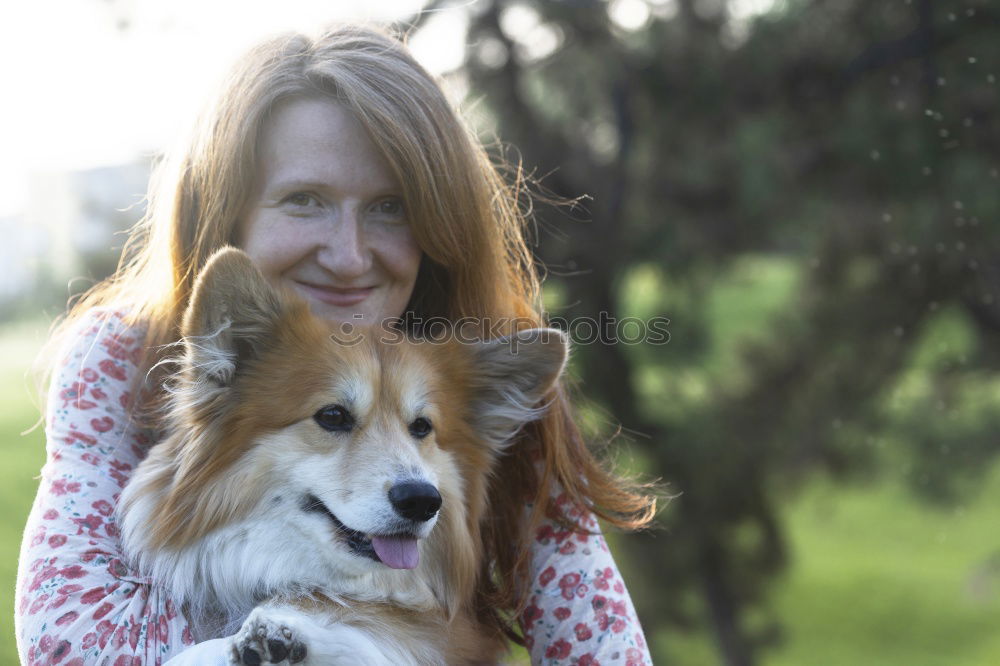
[314, 405, 354, 432]
[409, 417, 432, 439]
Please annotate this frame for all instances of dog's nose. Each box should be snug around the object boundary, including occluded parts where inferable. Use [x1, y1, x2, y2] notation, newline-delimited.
[388, 482, 442, 522]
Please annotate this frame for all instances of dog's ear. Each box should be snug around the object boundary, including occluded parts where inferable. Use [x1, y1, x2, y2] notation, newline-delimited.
[466, 327, 570, 449]
[181, 246, 286, 386]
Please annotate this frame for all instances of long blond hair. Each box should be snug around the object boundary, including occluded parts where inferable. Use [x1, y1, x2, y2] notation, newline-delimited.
[45, 24, 655, 642]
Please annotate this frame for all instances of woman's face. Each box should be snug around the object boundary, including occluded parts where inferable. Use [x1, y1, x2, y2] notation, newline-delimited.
[239, 97, 422, 325]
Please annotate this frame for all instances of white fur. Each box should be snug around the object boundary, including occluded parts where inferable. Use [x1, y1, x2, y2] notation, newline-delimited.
[120, 427, 461, 642]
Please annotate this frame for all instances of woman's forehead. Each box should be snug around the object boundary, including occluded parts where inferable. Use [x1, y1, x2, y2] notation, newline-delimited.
[255, 97, 400, 194]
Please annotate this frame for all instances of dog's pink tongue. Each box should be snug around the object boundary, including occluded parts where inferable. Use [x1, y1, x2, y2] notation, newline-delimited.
[372, 536, 419, 569]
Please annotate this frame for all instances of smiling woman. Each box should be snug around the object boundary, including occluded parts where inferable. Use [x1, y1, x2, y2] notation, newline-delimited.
[16, 24, 657, 666]
[237, 97, 422, 324]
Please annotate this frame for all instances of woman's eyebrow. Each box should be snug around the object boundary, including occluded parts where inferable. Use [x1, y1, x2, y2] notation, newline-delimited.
[266, 176, 402, 196]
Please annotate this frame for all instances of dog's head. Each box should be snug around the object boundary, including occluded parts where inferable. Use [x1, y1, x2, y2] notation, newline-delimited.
[129, 247, 568, 613]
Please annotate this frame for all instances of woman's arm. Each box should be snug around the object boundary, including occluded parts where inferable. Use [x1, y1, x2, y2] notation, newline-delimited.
[15, 309, 195, 665]
[522, 489, 652, 666]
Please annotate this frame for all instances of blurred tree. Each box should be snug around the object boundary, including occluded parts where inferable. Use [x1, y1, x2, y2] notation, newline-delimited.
[408, 0, 1000, 663]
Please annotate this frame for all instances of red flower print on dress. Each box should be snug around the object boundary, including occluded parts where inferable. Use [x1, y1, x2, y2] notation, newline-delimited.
[522, 600, 544, 631]
[99, 358, 127, 382]
[158, 614, 169, 643]
[574, 622, 593, 641]
[51, 639, 72, 663]
[55, 610, 79, 626]
[553, 606, 571, 621]
[43, 508, 59, 520]
[578, 655, 601, 666]
[59, 382, 89, 408]
[80, 368, 99, 383]
[29, 567, 57, 593]
[112, 623, 127, 649]
[29, 593, 50, 614]
[58, 565, 86, 580]
[539, 565, 557, 587]
[81, 549, 102, 564]
[92, 499, 114, 516]
[611, 599, 629, 617]
[81, 586, 107, 605]
[594, 566, 614, 591]
[558, 572, 581, 600]
[101, 336, 133, 361]
[109, 458, 133, 472]
[93, 601, 114, 620]
[544, 638, 572, 660]
[166, 598, 178, 620]
[108, 458, 133, 488]
[626, 647, 647, 666]
[48, 594, 70, 611]
[71, 513, 105, 538]
[129, 617, 142, 649]
[536, 523, 555, 543]
[91, 416, 114, 433]
[96, 619, 115, 648]
[596, 612, 612, 631]
[63, 429, 97, 446]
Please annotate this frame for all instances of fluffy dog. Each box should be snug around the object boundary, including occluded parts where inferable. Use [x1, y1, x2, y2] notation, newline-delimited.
[118, 248, 568, 665]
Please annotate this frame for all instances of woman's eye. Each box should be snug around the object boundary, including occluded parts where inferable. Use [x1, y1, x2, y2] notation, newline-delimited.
[371, 197, 405, 218]
[283, 192, 320, 207]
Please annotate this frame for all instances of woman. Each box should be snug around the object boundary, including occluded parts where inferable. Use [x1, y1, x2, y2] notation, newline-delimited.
[16, 25, 656, 665]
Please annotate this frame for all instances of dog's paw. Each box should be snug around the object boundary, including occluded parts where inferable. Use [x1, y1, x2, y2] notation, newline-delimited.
[229, 607, 308, 665]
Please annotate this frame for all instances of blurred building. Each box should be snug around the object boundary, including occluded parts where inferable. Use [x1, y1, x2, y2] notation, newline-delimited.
[7, 161, 151, 315]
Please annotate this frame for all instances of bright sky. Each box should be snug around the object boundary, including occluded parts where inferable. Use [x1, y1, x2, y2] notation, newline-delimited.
[0, 0, 468, 217]
[0, 0, 782, 219]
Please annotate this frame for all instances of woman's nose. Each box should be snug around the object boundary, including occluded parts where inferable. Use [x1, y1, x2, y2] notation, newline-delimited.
[315, 209, 370, 280]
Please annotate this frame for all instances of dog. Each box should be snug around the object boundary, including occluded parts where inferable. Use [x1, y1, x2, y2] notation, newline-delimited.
[117, 247, 568, 665]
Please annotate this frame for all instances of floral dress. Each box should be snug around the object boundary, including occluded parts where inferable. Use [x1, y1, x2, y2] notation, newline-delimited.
[15, 308, 652, 665]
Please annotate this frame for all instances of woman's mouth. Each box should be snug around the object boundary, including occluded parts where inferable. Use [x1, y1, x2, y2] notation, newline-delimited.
[295, 282, 374, 307]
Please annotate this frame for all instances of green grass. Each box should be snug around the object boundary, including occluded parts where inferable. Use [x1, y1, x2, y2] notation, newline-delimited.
[0, 318, 51, 662]
[647, 464, 1000, 665]
[767, 467, 1000, 665]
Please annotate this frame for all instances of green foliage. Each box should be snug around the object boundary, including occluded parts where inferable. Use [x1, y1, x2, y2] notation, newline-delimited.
[446, 0, 1000, 662]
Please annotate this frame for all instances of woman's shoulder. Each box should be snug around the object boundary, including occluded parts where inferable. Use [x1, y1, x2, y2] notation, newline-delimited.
[64, 305, 148, 338]
[48, 306, 151, 392]
[56, 306, 149, 357]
